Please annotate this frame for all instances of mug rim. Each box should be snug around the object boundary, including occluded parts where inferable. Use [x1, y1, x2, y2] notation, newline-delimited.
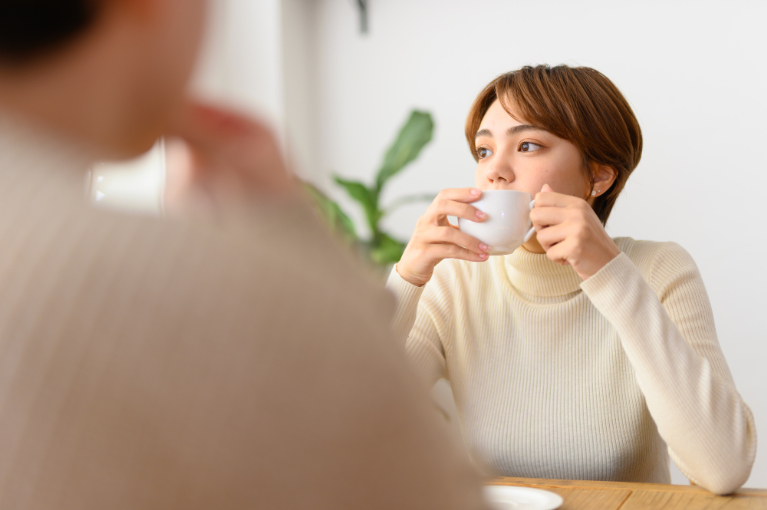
[478, 189, 532, 195]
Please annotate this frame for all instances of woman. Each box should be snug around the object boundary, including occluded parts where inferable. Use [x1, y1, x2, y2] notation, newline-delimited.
[387, 65, 756, 495]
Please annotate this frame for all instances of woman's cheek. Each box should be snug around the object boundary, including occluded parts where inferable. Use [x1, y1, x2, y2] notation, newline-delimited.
[516, 166, 551, 194]
[530, 167, 584, 197]
[474, 167, 489, 189]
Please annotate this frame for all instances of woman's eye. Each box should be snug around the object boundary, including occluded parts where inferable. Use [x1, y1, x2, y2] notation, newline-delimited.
[477, 147, 493, 159]
[519, 141, 543, 152]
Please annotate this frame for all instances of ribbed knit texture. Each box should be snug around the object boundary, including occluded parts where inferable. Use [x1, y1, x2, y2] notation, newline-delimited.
[387, 239, 757, 495]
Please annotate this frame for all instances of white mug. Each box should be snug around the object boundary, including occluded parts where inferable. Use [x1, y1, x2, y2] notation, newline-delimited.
[458, 190, 536, 256]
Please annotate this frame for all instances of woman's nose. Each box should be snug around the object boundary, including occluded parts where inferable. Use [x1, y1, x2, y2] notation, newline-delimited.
[485, 157, 515, 186]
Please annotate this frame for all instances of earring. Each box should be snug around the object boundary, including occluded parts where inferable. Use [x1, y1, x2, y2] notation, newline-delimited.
[591, 190, 597, 196]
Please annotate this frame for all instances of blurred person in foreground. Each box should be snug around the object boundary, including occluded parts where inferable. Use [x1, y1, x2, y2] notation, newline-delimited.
[0, 1, 489, 509]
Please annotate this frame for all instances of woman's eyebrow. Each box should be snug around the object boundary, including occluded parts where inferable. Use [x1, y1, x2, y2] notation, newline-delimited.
[475, 128, 493, 139]
[506, 124, 546, 137]
[475, 125, 546, 139]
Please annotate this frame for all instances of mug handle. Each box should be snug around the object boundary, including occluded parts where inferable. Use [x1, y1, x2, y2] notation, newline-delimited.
[523, 199, 536, 242]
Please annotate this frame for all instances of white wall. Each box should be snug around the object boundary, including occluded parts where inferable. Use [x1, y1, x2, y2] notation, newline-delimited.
[193, 0, 284, 126]
[289, 0, 767, 487]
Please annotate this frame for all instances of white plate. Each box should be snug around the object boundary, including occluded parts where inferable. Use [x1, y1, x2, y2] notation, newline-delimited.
[483, 485, 563, 510]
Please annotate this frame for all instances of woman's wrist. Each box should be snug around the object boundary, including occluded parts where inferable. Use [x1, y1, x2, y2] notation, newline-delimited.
[395, 263, 430, 287]
[575, 242, 621, 280]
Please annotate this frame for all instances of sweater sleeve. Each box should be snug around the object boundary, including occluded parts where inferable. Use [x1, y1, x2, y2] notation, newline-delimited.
[580, 245, 757, 495]
[386, 265, 451, 387]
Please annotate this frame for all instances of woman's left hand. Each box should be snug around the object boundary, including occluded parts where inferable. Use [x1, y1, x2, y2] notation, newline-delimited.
[530, 184, 621, 280]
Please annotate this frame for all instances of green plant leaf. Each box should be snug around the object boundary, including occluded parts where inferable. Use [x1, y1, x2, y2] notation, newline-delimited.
[375, 110, 434, 192]
[302, 182, 358, 245]
[369, 232, 407, 265]
[333, 175, 380, 233]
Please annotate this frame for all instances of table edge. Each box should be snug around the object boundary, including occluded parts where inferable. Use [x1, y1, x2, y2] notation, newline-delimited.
[487, 477, 767, 497]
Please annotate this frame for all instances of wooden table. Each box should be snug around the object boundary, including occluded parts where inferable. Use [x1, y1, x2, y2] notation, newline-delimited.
[489, 477, 767, 509]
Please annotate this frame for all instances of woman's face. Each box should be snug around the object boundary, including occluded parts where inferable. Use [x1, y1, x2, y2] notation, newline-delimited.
[474, 99, 591, 199]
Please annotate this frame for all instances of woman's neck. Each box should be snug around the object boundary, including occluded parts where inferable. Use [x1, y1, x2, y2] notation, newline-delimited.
[521, 234, 546, 254]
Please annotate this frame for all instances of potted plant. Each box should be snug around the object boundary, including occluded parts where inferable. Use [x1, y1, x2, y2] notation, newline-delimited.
[305, 110, 436, 269]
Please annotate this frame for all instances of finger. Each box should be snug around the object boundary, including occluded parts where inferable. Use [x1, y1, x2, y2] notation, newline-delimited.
[421, 226, 489, 254]
[534, 223, 569, 252]
[427, 197, 487, 223]
[533, 185, 583, 209]
[529, 205, 571, 229]
[425, 243, 489, 263]
[544, 237, 575, 266]
[436, 187, 484, 204]
[533, 192, 581, 208]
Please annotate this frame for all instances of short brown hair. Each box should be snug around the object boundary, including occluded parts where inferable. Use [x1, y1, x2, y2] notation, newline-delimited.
[465, 65, 642, 224]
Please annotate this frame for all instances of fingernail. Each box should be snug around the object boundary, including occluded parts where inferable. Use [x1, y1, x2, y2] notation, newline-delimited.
[479, 243, 489, 252]
[470, 188, 481, 196]
[479, 253, 488, 259]
[476, 210, 486, 219]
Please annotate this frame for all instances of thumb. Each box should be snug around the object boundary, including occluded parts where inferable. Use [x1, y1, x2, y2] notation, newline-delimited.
[541, 183, 554, 193]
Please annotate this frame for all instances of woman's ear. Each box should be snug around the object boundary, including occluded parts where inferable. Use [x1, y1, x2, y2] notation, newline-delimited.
[591, 164, 617, 197]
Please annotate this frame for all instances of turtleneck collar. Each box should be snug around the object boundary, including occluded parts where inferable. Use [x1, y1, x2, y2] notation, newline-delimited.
[502, 246, 583, 297]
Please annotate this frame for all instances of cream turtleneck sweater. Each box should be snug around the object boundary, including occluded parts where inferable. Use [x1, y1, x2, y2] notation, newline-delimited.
[387, 239, 756, 495]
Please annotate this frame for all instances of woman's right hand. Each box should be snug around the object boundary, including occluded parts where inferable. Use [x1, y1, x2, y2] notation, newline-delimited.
[396, 188, 490, 287]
